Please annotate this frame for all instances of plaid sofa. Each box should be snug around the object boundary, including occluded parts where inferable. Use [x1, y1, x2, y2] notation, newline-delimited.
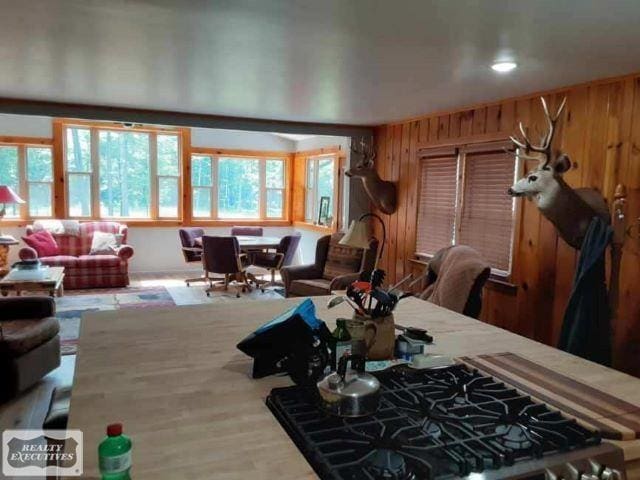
[19, 221, 134, 289]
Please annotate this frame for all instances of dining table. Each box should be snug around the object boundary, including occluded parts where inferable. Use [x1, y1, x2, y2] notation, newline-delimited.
[193, 235, 282, 252]
[235, 235, 282, 251]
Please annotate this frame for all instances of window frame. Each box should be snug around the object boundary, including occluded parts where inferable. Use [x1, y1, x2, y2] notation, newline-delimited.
[189, 148, 289, 222]
[61, 121, 184, 222]
[304, 153, 338, 227]
[0, 137, 54, 220]
[415, 140, 519, 277]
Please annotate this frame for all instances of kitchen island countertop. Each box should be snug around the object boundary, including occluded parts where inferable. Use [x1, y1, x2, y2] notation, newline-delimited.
[67, 297, 640, 479]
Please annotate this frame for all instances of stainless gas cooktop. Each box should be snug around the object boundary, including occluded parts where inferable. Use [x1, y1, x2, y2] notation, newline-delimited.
[266, 364, 626, 479]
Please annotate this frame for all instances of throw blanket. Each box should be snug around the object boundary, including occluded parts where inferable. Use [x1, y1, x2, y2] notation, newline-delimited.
[33, 220, 80, 236]
[558, 217, 613, 366]
[420, 245, 490, 315]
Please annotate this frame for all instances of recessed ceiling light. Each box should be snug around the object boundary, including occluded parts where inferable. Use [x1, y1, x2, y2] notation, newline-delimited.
[491, 61, 517, 73]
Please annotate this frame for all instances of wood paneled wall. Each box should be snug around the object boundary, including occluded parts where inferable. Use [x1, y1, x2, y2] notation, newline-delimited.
[373, 73, 640, 376]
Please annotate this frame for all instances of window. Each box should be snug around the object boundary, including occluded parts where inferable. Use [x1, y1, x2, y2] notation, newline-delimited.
[304, 154, 336, 225]
[0, 142, 53, 218]
[64, 124, 182, 219]
[218, 157, 260, 218]
[191, 153, 286, 220]
[416, 142, 517, 274]
[265, 159, 285, 218]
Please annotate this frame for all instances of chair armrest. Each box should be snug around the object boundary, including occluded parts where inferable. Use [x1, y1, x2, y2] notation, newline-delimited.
[182, 247, 203, 253]
[280, 264, 323, 293]
[116, 244, 134, 260]
[19, 246, 38, 261]
[329, 273, 361, 292]
[238, 253, 248, 270]
[0, 297, 55, 321]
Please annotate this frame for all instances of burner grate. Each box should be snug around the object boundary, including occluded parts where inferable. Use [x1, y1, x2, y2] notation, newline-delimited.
[266, 364, 600, 480]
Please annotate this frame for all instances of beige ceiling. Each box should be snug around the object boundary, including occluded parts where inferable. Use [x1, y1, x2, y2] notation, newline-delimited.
[1, 0, 639, 126]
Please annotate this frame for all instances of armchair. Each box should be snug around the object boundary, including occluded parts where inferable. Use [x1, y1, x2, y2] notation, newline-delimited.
[281, 233, 378, 297]
[0, 297, 61, 401]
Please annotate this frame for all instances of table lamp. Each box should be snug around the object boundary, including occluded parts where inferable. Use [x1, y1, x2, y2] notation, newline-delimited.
[0, 185, 25, 241]
[339, 212, 386, 270]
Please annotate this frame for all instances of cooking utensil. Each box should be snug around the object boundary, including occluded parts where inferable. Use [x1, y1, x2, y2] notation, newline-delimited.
[316, 354, 380, 417]
[326, 296, 345, 309]
[369, 288, 398, 318]
[346, 285, 367, 312]
[327, 295, 366, 315]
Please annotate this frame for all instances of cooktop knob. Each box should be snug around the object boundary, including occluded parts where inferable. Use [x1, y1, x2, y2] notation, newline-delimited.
[600, 467, 623, 480]
[580, 474, 599, 480]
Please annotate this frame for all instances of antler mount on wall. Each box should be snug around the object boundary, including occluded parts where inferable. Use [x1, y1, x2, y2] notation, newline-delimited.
[346, 138, 398, 215]
[507, 97, 610, 250]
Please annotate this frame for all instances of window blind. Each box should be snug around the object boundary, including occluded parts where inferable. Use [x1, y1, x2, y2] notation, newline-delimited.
[458, 151, 515, 272]
[416, 155, 458, 255]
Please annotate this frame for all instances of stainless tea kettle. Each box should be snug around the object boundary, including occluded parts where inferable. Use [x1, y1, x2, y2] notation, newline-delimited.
[317, 354, 380, 417]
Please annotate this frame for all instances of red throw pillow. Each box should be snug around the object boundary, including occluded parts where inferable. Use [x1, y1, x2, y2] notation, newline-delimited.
[22, 230, 60, 257]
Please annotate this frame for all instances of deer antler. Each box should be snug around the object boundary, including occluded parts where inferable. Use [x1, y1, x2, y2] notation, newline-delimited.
[351, 137, 376, 167]
[509, 96, 567, 167]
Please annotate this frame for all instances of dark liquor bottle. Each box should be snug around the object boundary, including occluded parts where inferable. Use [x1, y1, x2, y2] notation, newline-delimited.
[330, 319, 352, 370]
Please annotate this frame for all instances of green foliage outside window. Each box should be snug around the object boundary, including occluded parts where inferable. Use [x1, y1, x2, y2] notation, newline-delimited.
[0, 146, 19, 216]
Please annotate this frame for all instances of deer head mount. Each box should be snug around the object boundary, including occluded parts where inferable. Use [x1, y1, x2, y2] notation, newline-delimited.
[346, 137, 397, 215]
[507, 97, 610, 249]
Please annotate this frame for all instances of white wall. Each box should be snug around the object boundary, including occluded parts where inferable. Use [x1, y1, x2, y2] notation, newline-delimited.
[294, 135, 350, 152]
[4, 225, 299, 273]
[192, 128, 295, 151]
[292, 227, 327, 265]
[0, 114, 52, 137]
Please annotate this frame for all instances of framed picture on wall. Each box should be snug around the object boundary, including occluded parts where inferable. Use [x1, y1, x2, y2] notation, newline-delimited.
[317, 196, 330, 226]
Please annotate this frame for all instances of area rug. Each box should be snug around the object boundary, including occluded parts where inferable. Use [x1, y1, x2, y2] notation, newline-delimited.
[55, 286, 175, 355]
[55, 284, 286, 355]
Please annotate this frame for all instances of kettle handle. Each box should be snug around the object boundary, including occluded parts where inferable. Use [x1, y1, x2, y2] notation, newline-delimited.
[337, 354, 366, 380]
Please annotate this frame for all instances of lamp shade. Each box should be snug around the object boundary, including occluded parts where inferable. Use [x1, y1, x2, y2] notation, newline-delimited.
[0, 185, 25, 204]
[339, 220, 371, 250]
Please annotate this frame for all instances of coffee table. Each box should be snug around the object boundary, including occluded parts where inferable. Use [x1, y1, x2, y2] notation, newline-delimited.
[0, 266, 65, 297]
